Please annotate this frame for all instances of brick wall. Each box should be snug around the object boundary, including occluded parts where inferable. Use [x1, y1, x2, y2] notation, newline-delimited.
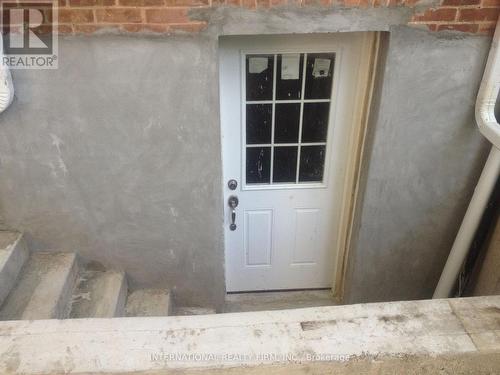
[50, 0, 499, 34]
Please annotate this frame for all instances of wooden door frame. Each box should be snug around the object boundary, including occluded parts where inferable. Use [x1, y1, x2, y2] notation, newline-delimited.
[331, 32, 381, 302]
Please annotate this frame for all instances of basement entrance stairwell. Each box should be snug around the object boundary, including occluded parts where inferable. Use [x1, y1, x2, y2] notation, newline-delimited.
[0, 231, 214, 321]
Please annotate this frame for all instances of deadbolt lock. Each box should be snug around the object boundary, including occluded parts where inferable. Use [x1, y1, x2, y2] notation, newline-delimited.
[228, 179, 238, 190]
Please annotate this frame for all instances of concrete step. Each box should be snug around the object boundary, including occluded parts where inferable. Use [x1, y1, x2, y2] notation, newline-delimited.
[173, 307, 217, 316]
[0, 252, 79, 320]
[125, 289, 172, 317]
[0, 232, 29, 308]
[70, 263, 128, 318]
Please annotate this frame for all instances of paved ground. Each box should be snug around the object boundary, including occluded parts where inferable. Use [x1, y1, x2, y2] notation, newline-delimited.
[224, 289, 336, 312]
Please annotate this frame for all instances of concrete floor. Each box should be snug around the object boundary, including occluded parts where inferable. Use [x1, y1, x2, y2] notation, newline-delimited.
[223, 289, 337, 313]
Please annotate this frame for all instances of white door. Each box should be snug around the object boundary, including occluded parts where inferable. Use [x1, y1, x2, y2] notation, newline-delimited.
[220, 33, 370, 292]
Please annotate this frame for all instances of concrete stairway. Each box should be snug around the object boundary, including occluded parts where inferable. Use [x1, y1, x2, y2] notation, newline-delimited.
[0, 231, 174, 320]
[70, 262, 128, 318]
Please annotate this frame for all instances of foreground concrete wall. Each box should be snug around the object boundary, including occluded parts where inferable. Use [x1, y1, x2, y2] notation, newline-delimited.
[0, 6, 493, 307]
[345, 27, 491, 303]
[0, 296, 499, 374]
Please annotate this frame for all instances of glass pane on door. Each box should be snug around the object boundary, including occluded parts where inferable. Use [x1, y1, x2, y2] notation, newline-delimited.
[276, 54, 304, 100]
[246, 104, 272, 144]
[275, 103, 300, 143]
[246, 147, 271, 184]
[304, 53, 335, 99]
[246, 55, 274, 101]
[244, 52, 335, 186]
[302, 103, 330, 143]
[273, 146, 298, 183]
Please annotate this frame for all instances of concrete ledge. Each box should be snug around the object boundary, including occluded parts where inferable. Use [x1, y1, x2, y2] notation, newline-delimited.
[0, 296, 499, 374]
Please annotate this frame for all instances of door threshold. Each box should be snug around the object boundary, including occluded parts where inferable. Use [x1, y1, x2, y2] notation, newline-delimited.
[223, 289, 336, 313]
[227, 287, 331, 295]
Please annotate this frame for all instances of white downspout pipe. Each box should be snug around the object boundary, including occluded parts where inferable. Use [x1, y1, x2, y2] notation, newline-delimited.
[433, 18, 500, 299]
[0, 33, 14, 113]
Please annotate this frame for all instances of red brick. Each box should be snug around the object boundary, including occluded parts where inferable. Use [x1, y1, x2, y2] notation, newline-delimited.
[303, 0, 331, 4]
[164, 0, 209, 6]
[121, 23, 170, 32]
[241, 0, 256, 7]
[388, 0, 404, 6]
[59, 9, 95, 23]
[226, 0, 241, 5]
[442, 0, 480, 5]
[119, 0, 165, 5]
[478, 22, 497, 33]
[437, 23, 480, 32]
[34, 25, 57, 35]
[145, 8, 190, 23]
[59, 0, 67, 6]
[413, 8, 457, 22]
[56, 24, 74, 33]
[256, 0, 270, 7]
[41, 8, 54, 23]
[482, 0, 500, 6]
[343, 0, 360, 6]
[96, 8, 143, 23]
[458, 8, 499, 21]
[69, 0, 116, 5]
[120, 23, 143, 32]
[270, 0, 287, 5]
[73, 24, 109, 33]
[372, 0, 387, 7]
[169, 22, 207, 31]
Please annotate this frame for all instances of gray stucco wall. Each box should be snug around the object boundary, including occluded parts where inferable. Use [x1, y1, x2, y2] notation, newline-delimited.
[0, 35, 225, 308]
[344, 27, 491, 303]
[0, 6, 492, 308]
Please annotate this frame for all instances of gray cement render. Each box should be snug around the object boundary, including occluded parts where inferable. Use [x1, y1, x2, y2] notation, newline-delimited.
[0, 36, 225, 308]
[0, 5, 493, 308]
[344, 27, 491, 303]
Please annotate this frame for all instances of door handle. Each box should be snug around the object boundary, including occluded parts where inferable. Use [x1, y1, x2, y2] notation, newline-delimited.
[228, 195, 239, 231]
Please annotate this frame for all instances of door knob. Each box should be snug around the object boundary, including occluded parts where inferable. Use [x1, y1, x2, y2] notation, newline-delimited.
[228, 195, 239, 231]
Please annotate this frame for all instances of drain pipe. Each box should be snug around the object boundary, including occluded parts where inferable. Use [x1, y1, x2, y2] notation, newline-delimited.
[0, 33, 14, 113]
[433, 19, 500, 299]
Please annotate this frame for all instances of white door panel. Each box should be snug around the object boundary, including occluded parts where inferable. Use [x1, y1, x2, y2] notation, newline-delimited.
[220, 33, 367, 292]
[292, 209, 320, 265]
[245, 210, 273, 266]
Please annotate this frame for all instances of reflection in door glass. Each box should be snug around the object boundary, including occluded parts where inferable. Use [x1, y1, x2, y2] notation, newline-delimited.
[246, 147, 271, 184]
